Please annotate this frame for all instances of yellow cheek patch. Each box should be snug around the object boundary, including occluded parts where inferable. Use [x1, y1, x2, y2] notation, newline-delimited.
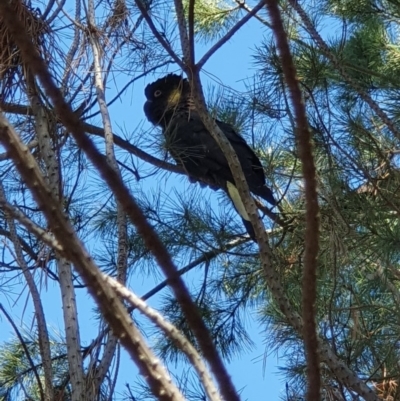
[227, 181, 250, 221]
[167, 88, 182, 107]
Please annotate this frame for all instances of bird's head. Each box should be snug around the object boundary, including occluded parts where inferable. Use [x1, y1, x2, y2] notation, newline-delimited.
[143, 74, 191, 127]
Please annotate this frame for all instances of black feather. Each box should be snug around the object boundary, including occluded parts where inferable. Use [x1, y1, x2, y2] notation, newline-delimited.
[144, 74, 276, 239]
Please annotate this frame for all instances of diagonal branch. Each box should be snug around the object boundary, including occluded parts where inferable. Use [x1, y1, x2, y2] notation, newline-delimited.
[0, 304, 46, 401]
[133, 0, 184, 68]
[85, 1, 128, 393]
[83, 122, 184, 174]
[0, 102, 183, 174]
[139, 236, 249, 302]
[196, 0, 265, 70]
[104, 274, 222, 401]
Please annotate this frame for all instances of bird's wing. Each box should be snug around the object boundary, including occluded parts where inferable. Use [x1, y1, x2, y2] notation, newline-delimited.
[215, 119, 265, 179]
[164, 117, 225, 188]
[165, 116, 275, 205]
[165, 117, 233, 180]
[214, 120, 276, 205]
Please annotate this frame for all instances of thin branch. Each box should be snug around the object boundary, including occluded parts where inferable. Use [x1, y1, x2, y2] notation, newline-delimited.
[0, 227, 38, 261]
[0, 304, 45, 401]
[173, 0, 191, 66]
[83, 124, 184, 174]
[61, 0, 82, 89]
[133, 0, 184, 68]
[0, 181, 53, 401]
[196, 0, 265, 69]
[188, 0, 195, 66]
[264, 0, 320, 399]
[234, 0, 271, 27]
[45, 0, 67, 24]
[103, 275, 222, 401]
[42, 0, 57, 19]
[83, 60, 173, 120]
[0, 199, 62, 253]
[139, 236, 249, 303]
[86, 0, 128, 393]
[0, 102, 183, 174]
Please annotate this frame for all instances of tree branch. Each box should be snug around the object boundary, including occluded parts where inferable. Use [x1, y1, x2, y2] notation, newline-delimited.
[104, 274, 222, 401]
[86, 1, 128, 393]
[0, 304, 46, 401]
[133, 0, 184, 68]
[264, 1, 320, 399]
[197, 0, 265, 70]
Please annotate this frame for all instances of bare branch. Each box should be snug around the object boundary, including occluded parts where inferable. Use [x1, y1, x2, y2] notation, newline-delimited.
[0, 304, 45, 401]
[197, 0, 265, 70]
[264, 0, 320, 399]
[104, 275, 222, 401]
[85, 0, 128, 393]
[188, 0, 195, 66]
[0, 181, 54, 401]
[133, 0, 184, 68]
[173, 0, 191, 66]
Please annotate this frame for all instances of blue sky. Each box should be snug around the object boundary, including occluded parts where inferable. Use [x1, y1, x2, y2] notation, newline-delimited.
[0, 2, 293, 400]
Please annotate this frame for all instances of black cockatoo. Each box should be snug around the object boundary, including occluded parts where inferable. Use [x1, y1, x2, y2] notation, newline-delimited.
[143, 74, 276, 240]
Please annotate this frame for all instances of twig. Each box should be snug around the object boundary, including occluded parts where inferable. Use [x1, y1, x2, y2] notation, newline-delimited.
[133, 0, 184, 68]
[0, 304, 45, 401]
[197, 0, 265, 69]
[139, 236, 249, 303]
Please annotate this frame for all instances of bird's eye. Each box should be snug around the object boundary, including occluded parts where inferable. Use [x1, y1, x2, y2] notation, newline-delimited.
[154, 90, 162, 97]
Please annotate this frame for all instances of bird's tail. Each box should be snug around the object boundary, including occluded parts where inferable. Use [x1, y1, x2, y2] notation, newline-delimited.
[226, 181, 257, 241]
[255, 185, 276, 206]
